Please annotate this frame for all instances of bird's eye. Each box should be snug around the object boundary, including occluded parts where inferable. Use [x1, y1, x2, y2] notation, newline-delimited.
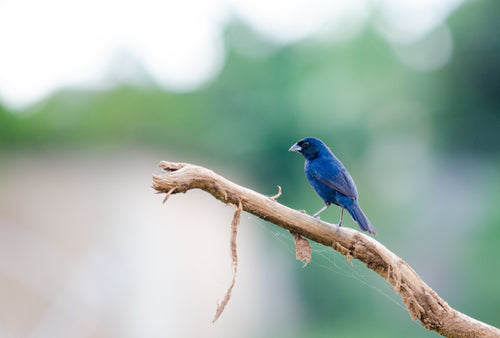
[302, 141, 309, 147]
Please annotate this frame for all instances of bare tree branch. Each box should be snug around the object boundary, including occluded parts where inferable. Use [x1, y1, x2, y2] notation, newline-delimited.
[152, 161, 500, 338]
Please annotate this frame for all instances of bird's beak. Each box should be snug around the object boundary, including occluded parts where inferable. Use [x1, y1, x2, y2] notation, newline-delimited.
[289, 143, 302, 152]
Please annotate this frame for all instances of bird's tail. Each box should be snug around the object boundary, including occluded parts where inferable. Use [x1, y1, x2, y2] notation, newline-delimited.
[346, 200, 377, 235]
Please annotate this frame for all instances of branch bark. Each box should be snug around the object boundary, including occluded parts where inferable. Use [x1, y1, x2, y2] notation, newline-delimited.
[152, 161, 500, 338]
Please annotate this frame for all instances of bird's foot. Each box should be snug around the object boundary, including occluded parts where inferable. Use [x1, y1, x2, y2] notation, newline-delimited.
[335, 222, 342, 235]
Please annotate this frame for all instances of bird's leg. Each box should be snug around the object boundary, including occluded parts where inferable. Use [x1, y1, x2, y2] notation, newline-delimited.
[338, 208, 344, 227]
[313, 204, 329, 218]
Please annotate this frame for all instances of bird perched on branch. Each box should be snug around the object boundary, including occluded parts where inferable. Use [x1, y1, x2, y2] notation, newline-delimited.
[289, 137, 376, 235]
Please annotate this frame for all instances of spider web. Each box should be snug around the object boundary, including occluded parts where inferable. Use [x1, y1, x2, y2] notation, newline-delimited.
[251, 215, 407, 313]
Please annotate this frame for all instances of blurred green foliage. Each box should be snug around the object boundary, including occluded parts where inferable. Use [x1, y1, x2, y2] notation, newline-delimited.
[1, 1, 499, 337]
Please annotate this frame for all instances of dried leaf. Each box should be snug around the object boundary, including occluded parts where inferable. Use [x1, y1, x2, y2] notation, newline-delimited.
[291, 232, 311, 267]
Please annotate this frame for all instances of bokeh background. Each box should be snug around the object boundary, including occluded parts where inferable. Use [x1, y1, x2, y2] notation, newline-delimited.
[1, 0, 499, 337]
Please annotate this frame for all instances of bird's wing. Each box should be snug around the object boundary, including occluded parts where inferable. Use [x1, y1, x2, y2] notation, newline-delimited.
[310, 164, 358, 199]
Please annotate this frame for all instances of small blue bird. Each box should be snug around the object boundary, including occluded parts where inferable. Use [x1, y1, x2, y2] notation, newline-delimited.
[289, 137, 376, 235]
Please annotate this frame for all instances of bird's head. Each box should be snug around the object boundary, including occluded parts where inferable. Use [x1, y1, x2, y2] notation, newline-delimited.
[289, 137, 327, 160]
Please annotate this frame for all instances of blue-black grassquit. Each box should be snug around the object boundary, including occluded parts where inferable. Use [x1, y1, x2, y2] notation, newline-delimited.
[289, 137, 376, 235]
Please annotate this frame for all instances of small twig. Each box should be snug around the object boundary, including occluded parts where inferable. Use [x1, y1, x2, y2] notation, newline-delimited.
[162, 187, 176, 204]
[270, 185, 282, 200]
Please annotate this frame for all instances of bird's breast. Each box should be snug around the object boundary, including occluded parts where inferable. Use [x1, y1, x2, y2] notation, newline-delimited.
[305, 168, 337, 204]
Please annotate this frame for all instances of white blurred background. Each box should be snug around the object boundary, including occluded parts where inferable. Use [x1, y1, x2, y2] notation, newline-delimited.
[0, 0, 462, 108]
